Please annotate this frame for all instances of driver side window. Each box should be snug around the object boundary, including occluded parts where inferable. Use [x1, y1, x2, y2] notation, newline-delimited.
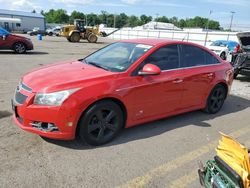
[144, 45, 180, 70]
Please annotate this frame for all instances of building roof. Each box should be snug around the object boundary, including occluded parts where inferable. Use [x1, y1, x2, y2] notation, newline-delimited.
[139, 21, 181, 31]
[0, 17, 21, 23]
[0, 9, 44, 18]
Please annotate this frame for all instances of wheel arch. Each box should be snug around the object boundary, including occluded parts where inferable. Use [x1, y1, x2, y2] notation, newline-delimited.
[69, 30, 80, 36]
[75, 97, 128, 137]
[12, 41, 27, 50]
[216, 82, 228, 98]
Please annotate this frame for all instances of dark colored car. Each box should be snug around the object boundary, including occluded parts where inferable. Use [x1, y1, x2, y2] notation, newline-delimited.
[0, 27, 34, 54]
[27, 28, 47, 36]
[232, 32, 250, 78]
[12, 39, 233, 146]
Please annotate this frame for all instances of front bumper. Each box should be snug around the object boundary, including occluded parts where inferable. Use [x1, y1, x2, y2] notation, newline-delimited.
[12, 89, 80, 140]
[26, 42, 34, 50]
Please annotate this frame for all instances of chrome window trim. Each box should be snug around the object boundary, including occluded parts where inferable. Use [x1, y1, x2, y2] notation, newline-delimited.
[160, 62, 221, 73]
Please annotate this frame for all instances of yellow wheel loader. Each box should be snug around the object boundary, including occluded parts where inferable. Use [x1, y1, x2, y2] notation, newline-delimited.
[60, 19, 104, 43]
[60, 19, 120, 43]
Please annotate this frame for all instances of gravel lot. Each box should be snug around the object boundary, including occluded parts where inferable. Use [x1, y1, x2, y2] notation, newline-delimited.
[0, 35, 250, 188]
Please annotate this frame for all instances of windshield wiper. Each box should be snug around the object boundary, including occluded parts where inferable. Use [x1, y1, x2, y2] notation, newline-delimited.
[87, 61, 110, 71]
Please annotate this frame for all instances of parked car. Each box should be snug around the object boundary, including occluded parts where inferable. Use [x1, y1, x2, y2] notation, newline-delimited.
[207, 40, 239, 60]
[0, 27, 33, 54]
[27, 27, 47, 36]
[12, 39, 234, 145]
[232, 32, 250, 78]
[46, 27, 61, 36]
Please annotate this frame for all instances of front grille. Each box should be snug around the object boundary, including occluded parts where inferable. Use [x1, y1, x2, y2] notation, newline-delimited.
[15, 91, 28, 104]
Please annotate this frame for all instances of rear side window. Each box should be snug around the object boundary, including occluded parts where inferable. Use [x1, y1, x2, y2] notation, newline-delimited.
[180, 44, 219, 68]
[205, 52, 220, 65]
[144, 45, 179, 70]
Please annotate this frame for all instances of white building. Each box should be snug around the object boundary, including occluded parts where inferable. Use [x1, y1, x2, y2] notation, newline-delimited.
[0, 9, 45, 32]
[135, 21, 181, 31]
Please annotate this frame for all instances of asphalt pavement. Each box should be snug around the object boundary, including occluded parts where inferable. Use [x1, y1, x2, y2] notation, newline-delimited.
[0, 35, 250, 188]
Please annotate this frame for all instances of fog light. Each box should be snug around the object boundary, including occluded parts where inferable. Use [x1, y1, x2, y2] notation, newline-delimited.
[30, 121, 59, 132]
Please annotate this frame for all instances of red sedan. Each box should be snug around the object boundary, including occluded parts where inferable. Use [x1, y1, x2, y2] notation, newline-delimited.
[0, 27, 33, 54]
[12, 39, 234, 145]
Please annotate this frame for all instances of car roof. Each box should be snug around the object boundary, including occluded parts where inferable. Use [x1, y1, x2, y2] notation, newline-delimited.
[120, 38, 178, 46]
[120, 38, 213, 52]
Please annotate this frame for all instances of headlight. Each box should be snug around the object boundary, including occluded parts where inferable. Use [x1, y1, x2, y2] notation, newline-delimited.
[34, 88, 79, 106]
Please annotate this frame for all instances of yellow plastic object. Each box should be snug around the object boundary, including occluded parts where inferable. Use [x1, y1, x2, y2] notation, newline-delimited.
[216, 132, 250, 188]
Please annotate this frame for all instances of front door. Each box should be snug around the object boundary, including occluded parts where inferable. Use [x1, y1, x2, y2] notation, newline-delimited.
[127, 44, 184, 121]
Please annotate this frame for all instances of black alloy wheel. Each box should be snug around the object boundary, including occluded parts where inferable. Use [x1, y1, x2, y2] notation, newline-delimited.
[13, 42, 27, 54]
[78, 101, 124, 146]
[204, 85, 226, 114]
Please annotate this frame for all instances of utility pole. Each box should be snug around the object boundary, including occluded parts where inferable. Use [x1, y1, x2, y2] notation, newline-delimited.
[114, 14, 116, 28]
[155, 13, 159, 29]
[85, 14, 88, 26]
[227, 11, 235, 41]
[204, 10, 212, 46]
[229, 11, 235, 31]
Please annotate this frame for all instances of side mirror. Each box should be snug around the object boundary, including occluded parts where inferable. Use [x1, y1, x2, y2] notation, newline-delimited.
[138, 63, 161, 76]
[2, 35, 6, 40]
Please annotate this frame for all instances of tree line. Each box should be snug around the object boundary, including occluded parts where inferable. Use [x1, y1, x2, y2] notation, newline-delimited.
[39, 9, 221, 30]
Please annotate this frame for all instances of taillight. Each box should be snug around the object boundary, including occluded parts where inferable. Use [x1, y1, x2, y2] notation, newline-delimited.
[233, 44, 240, 53]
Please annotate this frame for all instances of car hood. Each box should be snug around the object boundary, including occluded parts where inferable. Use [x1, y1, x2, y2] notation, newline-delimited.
[10, 34, 30, 40]
[22, 60, 117, 93]
[237, 32, 250, 52]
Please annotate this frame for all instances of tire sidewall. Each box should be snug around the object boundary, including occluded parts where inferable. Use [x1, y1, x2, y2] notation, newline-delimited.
[78, 101, 124, 146]
[13, 42, 26, 54]
[205, 85, 226, 114]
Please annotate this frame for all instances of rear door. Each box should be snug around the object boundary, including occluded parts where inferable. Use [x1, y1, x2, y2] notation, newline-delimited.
[179, 44, 220, 109]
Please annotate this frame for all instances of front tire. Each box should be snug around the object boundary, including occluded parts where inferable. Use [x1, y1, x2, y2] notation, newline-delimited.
[70, 32, 81, 42]
[78, 101, 124, 146]
[13, 42, 27, 54]
[204, 85, 226, 114]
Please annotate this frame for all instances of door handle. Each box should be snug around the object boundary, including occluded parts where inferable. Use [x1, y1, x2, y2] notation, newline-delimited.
[173, 79, 183, 84]
[207, 73, 214, 78]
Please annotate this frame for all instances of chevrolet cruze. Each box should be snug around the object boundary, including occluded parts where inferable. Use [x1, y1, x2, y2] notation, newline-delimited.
[12, 39, 234, 145]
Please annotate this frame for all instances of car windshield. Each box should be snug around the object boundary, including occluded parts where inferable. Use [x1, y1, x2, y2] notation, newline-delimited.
[83, 42, 153, 72]
[0, 27, 10, 36]
[211, 41, 227, 47]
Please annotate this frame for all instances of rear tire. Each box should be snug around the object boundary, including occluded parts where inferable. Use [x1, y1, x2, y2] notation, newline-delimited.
[87, 33, 98, 43]
[78, 101, 124, 146]
[220, 52, 226, 60]
[70, 32, 81, 42]
[204, 84, 226, 114]
[13, 42, 27, 54]
[233, 73, 238, 79]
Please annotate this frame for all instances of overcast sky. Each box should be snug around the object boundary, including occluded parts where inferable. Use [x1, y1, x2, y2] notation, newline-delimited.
[0, 0, 249, 30]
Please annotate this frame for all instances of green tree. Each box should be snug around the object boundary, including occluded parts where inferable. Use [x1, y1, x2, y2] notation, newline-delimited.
[99, 11, 109, 25]
[140, 15, 152, 25]
[128, 15, 140, 27]
[155, 16, 169, 23]
[44, 9, 69, 23]
[40, 10, 45, 16]
[70, 11, 85, 24]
